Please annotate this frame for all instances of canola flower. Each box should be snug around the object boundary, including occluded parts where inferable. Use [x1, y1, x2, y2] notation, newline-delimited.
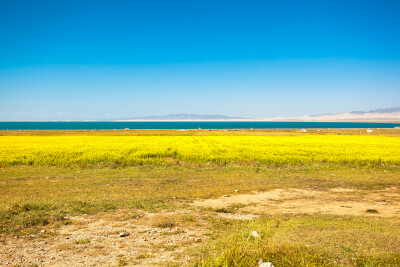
[0, 135, 399, 167]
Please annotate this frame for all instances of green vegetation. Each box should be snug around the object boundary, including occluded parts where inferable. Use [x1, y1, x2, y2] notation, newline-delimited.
[198, 215, 400, 266]
[0, 129, 399, 265]
[74, 239, 90, 245]
[1, 164, 399, 235]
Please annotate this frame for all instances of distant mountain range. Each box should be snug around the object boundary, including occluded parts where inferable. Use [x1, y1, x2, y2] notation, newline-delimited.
[261, 107, 400, 122]
[115, 108, 400, 122]
[349, 107, 400, 114]
[117, 114, 246, 121]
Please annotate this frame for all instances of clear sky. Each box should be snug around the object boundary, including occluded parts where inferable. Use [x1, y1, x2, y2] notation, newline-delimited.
[1, 0, 400, 120]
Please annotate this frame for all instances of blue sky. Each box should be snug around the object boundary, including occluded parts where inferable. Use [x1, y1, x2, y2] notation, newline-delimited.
[1, 0, 400, 120]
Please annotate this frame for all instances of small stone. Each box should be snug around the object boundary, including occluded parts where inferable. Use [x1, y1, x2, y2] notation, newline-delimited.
[258, 259, 275, 267]
[152, 237, 156, 240]
[234, 190, 239, 192]
[250, 231, 260, 238]
[119, 232, 130, 237]
[40, 230, 46, 233]
[381, 202, 388, 205]
[194, 238, 202, 243]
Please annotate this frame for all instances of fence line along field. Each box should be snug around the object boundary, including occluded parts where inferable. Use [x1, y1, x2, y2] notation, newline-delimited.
[1, 134, 399, 167]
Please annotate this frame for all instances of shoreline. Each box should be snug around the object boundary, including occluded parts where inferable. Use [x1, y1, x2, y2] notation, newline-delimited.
[1, 120, 400, 123]
[116, 119, 400, 123]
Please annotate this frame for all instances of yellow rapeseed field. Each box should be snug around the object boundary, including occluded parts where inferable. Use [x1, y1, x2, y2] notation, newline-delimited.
[0, 135, 399, 166]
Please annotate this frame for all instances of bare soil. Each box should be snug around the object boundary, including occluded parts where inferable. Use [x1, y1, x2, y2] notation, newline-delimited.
[1, 187, 400, 266]
[0, 210, 209, 266]
[194, 187, 400, 217]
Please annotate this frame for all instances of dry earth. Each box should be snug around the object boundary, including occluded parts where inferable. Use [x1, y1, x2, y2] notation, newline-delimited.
[1, 187, 399, 266]
[0, 210, 212, 266]
[194, 187, 400, 217]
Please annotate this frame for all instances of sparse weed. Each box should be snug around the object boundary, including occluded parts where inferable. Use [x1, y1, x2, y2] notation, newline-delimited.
[136, 253, 152, 259]
[74, 239, 90, 245]
[118, 259, 128, 266]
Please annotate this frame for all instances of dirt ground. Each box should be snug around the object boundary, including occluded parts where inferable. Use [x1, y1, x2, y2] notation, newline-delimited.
[0, 210, 210, 266]
[1, 187, 399, 266]
[194, 187, 400, 218]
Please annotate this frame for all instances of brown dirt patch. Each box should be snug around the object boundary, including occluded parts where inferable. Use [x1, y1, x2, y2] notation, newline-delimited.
[193, 187, 400, 217]
[0, 210, 209, 266]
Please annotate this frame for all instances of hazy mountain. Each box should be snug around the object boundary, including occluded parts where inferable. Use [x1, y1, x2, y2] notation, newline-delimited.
[261, 107, 400, 122]
[117, 114, 246, 121]
[349, 107, 400, 114]
[114, 108, 400, 122]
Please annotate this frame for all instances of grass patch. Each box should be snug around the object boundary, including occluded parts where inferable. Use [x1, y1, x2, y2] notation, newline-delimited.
[117, 259, 128, 266]
[215, 208, 232, 213]
[0, 198, 169, 234]
[153, 217, 176, 228]
[136, 253, 153, 259]
[366, 209, 379, 214]
[74, 239, 90, 245]
[197, 214, 400, 266]
[1, 164, 399, 234]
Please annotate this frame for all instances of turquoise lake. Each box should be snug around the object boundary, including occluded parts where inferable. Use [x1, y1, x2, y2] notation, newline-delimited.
[0, 121, 399, 130]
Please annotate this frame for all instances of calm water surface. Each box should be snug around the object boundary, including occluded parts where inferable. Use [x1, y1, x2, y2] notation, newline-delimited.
[0, 121, 399, 130]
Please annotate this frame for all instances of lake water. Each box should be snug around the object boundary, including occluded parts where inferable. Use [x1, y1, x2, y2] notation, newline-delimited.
[0, 121, 399, 130]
